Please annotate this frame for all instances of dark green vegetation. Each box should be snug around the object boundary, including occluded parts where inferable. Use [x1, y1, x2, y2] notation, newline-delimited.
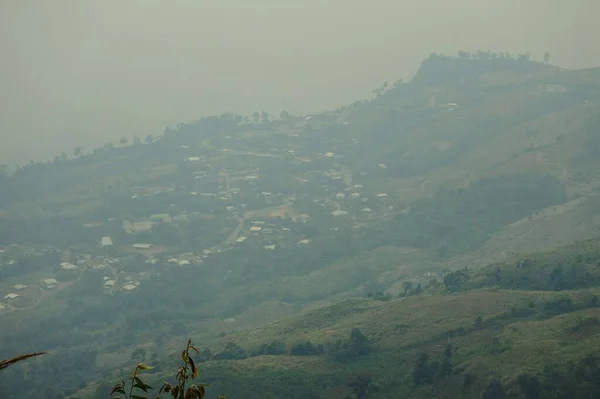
[109, 339, 224, 399]
[2, 51, 600, 398]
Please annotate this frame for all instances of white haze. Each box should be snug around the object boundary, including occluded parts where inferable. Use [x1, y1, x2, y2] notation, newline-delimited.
[0, 0, 598, 164]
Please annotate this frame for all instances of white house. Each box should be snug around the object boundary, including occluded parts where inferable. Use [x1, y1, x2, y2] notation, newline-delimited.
[60, 262, 79, 271]
[123, 284, 138, 292]
[133, 243, 153, 250]
[101, 236, 113, 246]
[4, 293, 19, 300]
[332, 209, 348, 217]
[250, 226, 262, 232]
[43, 278, 58, 289]
[14, 284, 27, 290]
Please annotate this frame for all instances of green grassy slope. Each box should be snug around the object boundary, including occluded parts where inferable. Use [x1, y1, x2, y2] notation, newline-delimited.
[67, 239, 600, 398]
[4, 54, 600, 398]
[73, 288, 600, 398]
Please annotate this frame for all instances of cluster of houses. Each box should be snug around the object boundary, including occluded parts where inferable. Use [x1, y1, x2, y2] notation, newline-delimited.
[5, 126, 401, 311]
[1, 278, 59, 311]
[114, 146, 394, 254]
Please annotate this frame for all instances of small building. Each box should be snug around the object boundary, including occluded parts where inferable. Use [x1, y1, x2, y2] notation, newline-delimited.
[14, 284, 27, 291]
[150, 214, 172, 223]
[376, 192, 388, 198]
[297, 239, 311, 245]
[4, 293, 19, 300]
[186, 157, 201, 162]
[123, 284, 138, 292]
[0, 304, 6, 312]
[298, 214, 310, 222]
[250, 226, 262, 232]
[101, 236, 113, 246]
[236, 236, 247, 243]
[104, 280, 116, 288]
[178, 260, 190, 266]
[264, 245, 276, 250]
[133, 243, 153, 250]
[336, 193, 346, 199]
[60, 262, 79, 271]
[332, 209, 348, 217]
[43, 278, 58, 290]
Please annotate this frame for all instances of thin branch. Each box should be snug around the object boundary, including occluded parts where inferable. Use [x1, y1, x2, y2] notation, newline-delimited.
[0, 352, 46, 370]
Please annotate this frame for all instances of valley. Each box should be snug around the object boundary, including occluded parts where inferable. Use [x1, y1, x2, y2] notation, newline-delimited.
[1, 52, 600, 398]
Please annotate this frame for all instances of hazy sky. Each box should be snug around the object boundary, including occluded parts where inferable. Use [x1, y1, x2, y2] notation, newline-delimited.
[1, 0, 598, 164]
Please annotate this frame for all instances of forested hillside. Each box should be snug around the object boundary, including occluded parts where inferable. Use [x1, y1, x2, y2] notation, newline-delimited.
[1, 51, 600, 398]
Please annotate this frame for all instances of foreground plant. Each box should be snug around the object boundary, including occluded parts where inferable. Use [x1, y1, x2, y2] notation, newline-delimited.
[110, 339, 225, 399]
[0, 352, 45, 371]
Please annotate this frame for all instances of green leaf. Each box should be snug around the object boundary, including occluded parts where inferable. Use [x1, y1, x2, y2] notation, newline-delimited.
[133, 376, 154, 392]
[159, 382, 172, 394]
[110, 383, 126, 396]
[188, 356, 198, 378]
[195, 384, 206, 398]
[138, 363, 154, 370]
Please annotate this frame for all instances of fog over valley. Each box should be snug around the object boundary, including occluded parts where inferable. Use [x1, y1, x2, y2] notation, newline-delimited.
[1, 0, 599, 164]
[3, 1, 600, 399]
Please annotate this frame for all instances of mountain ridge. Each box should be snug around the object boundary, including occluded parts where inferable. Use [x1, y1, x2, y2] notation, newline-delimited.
[2, 52, 600, 398]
